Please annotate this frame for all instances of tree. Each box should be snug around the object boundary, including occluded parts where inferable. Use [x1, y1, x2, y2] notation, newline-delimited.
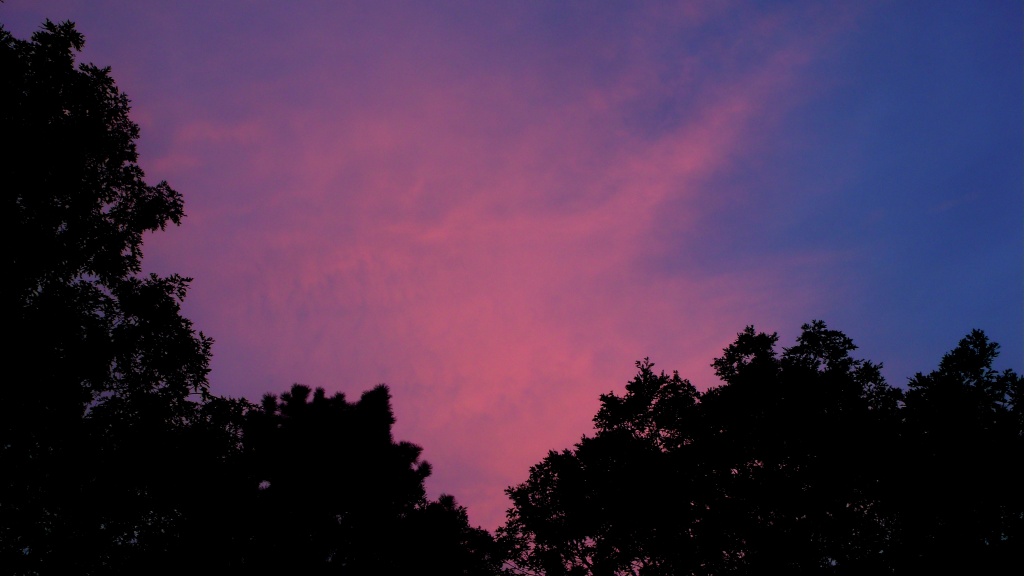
[502, 361, 706, 576]
[895, 330, 1023, 573]
[500, 322, 1021, 575]
[239, 383, 501, 575]
[1, 20, 221, 573]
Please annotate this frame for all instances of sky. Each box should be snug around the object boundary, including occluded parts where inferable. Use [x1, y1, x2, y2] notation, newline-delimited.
[4, 1, 1021, 530]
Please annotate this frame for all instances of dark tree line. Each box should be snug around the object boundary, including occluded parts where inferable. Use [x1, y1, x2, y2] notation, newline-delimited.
[5, 18, 1021, 576]
[499, 322, 1023, 575]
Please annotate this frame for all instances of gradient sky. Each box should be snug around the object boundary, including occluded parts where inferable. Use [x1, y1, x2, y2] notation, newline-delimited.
[5, 1, 1021, 530]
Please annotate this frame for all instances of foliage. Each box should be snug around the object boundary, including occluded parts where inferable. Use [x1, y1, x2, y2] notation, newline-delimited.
[1, 19, 221, 574]
[236, 384, 500, 574]
[897, 329, 1023, 573]
[500, 321, 1022, 575]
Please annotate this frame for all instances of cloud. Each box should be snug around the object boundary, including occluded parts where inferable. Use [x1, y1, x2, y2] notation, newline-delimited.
[122, 3, 856, 529]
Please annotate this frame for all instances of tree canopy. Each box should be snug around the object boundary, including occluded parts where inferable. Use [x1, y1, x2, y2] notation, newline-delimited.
[236, 384, 499, 574]
[2, 19, 219, 573]
[500, 321, 1023, 575]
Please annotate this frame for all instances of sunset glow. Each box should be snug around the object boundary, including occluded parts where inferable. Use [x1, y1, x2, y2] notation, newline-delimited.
[5, 1, 1020, 529]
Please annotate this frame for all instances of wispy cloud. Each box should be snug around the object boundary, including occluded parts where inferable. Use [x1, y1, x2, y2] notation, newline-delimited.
[130, 3, 852, 528]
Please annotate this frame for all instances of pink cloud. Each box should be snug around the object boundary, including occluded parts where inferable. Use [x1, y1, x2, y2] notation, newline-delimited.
[125, 4, 859, 529]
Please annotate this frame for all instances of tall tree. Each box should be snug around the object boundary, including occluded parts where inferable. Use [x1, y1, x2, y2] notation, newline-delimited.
[1, 20, 221, 573]
[895, 330, 1023, 573]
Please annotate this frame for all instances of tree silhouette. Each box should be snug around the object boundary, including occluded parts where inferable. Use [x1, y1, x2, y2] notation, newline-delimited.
[239, 384, 499, 575]
[500, 321, 1021, 575]
[1, 19, 228, 574]
[895, 330, 1023, 573]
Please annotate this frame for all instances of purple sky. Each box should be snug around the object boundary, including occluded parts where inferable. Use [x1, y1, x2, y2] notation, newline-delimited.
[5, 1, 1021, 530]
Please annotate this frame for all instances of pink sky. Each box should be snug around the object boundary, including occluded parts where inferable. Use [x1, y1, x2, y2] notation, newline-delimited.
[142, 4, 836, 528]
[5, 1, 1021, 529]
